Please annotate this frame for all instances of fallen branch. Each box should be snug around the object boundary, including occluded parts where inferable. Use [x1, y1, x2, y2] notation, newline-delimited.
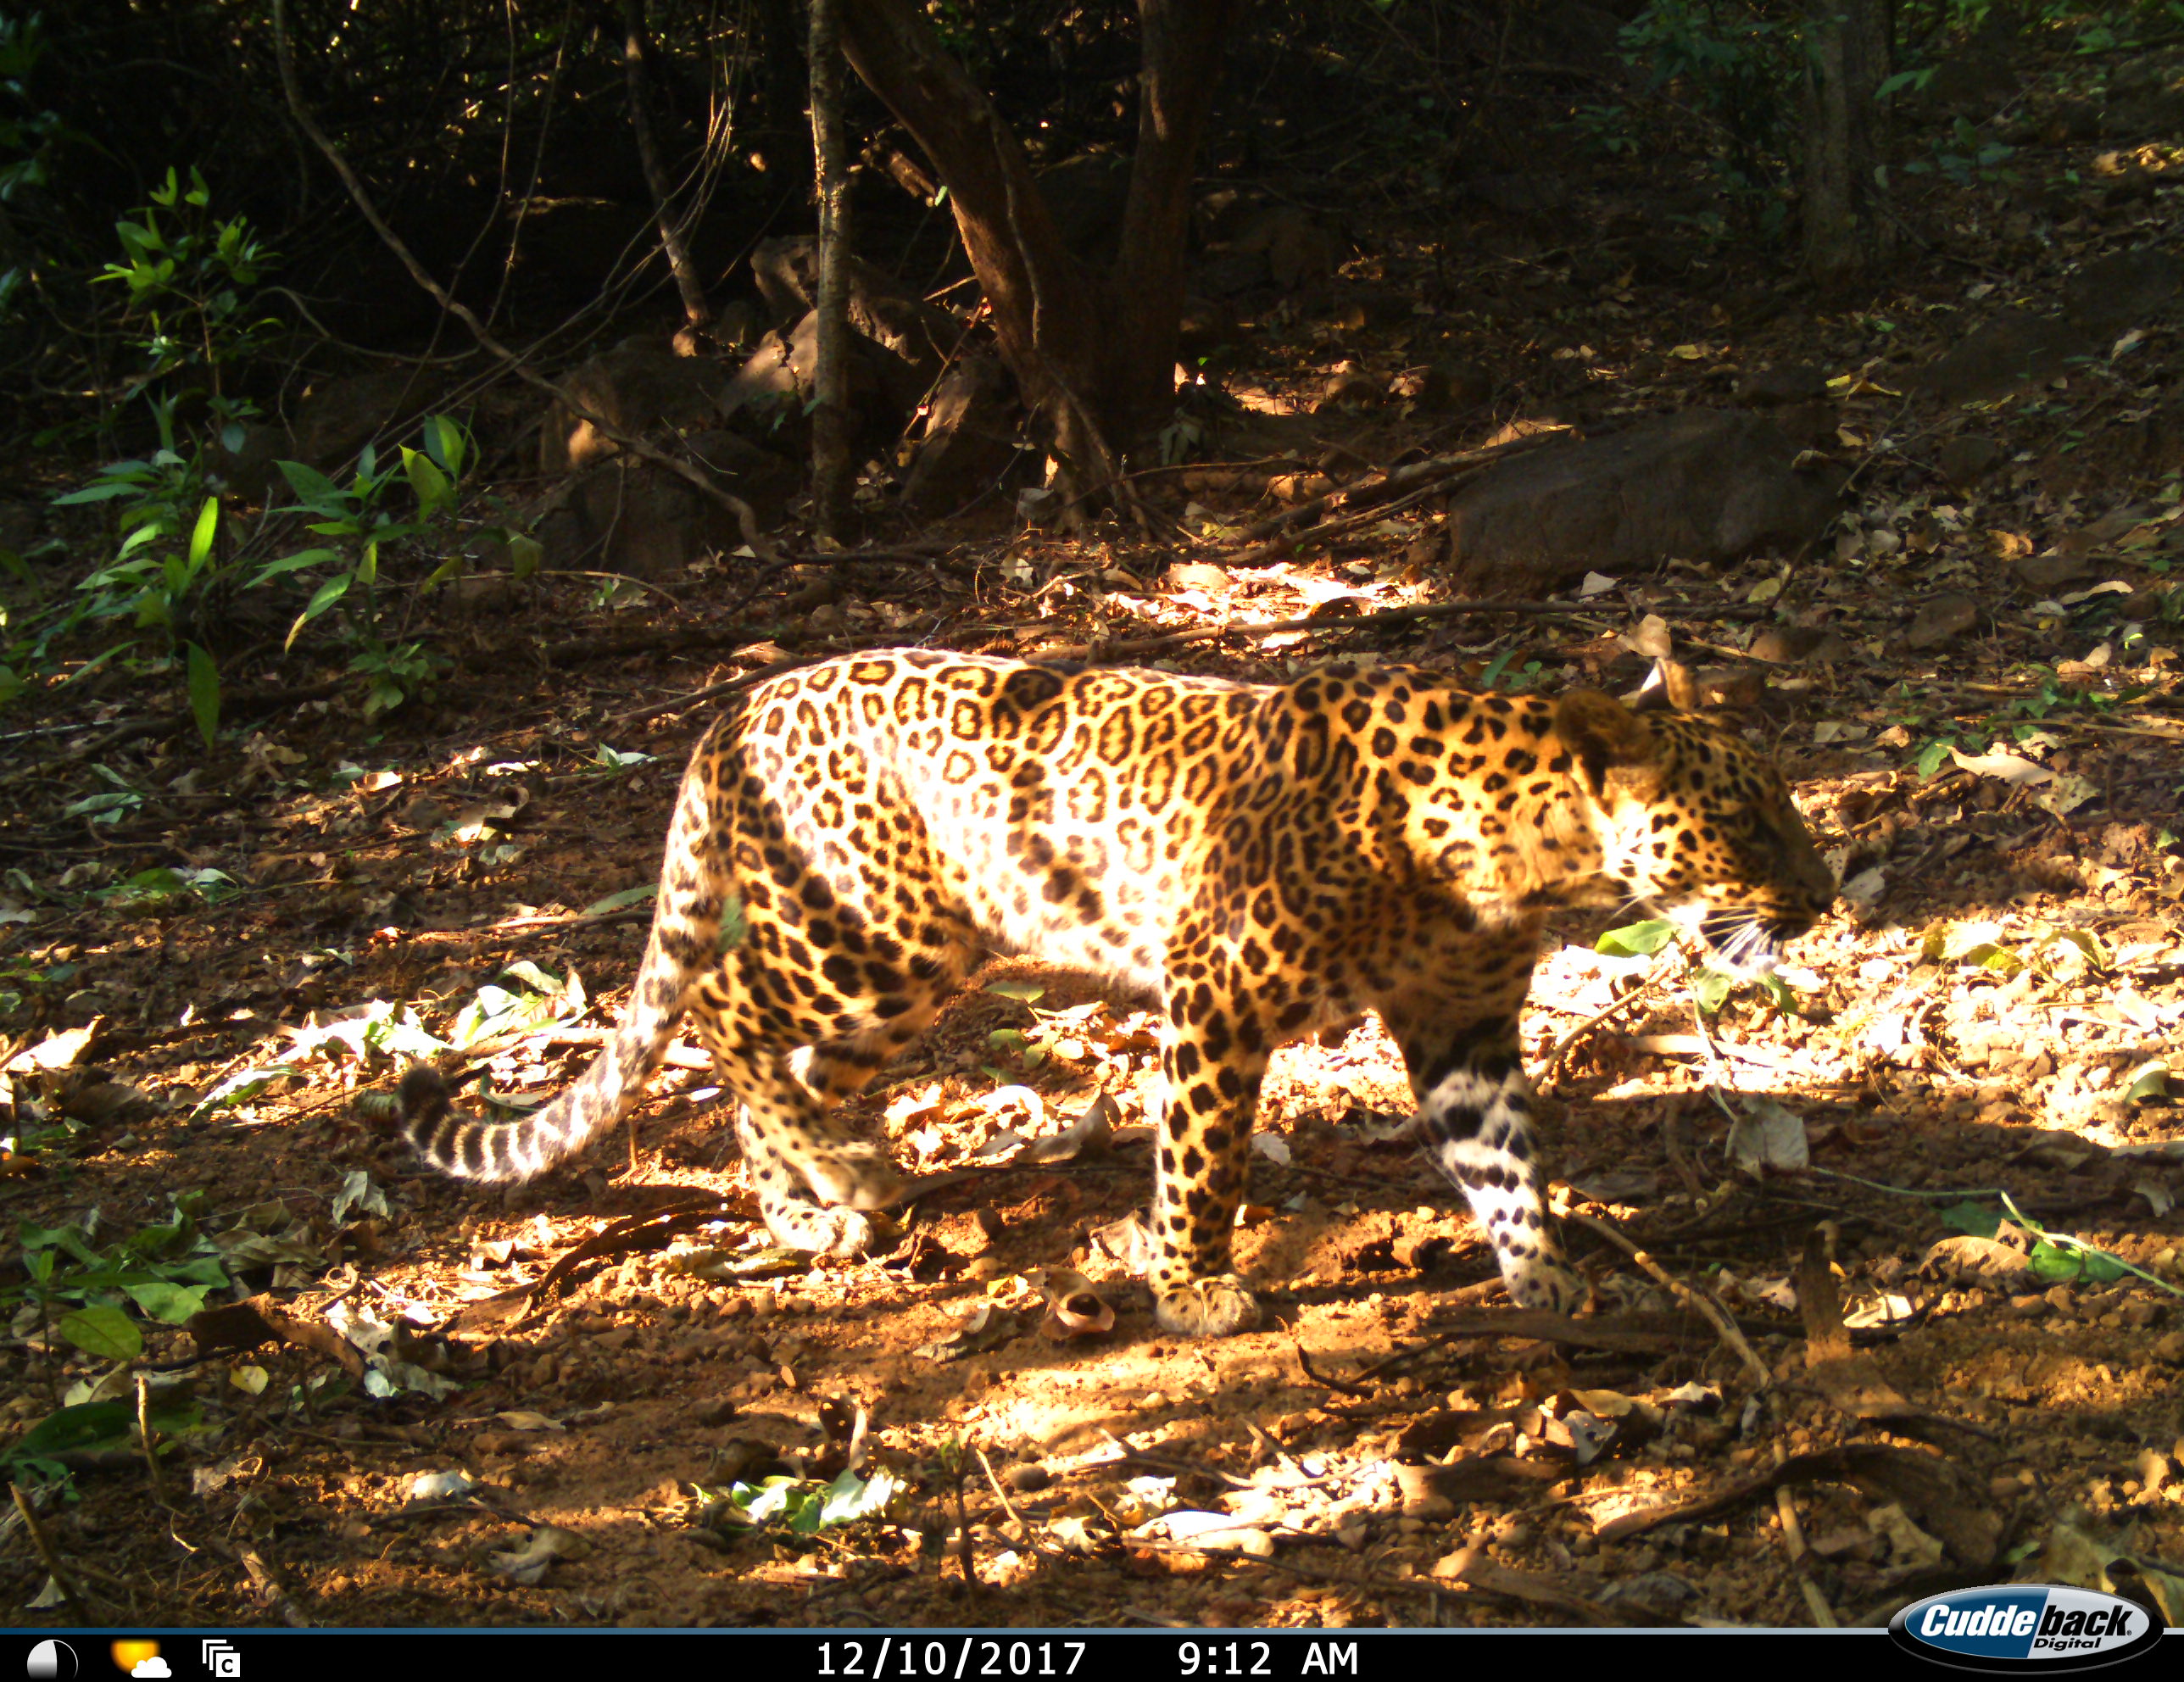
[1228, 428, 1569, 547]
[1567, 1210, 1773, 1389]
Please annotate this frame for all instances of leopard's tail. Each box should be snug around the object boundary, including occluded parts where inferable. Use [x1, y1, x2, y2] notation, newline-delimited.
[386, 720, 733, 1182]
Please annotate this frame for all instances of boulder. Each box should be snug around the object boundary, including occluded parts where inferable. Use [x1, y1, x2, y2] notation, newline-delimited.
[1443, 409, 1841, 595]
[900, 354, 1022, 515]
[538, 431, 799, 580]
[541, 335, 731, 474]
[1918, 248, 2181, 404]
[208, 365, 449, 498]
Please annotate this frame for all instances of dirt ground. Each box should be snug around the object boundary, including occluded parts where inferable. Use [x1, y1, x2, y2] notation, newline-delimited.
[7, 59, 2184, 1629]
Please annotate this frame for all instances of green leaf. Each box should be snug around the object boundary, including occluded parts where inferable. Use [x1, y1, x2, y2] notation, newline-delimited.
[1939, 1200, 2001, 1239]
[423, 414, 465, 476]
[11, 1400, 135, 1459]
[286, 573, 351, 653]
[186, 642, 220, 748]
[582, 884, 656, 916]
[984, 981, 1047, 1002]
[402, 447, 453, 517]
[186, 495, 219, 571]
[248, 547, 343, 587]
[1596, 919, 1678, 958]
[57, 1304, 142, 1362]
[1691, 968, 1732, 1013]
[125, 1281, 209, 1324]
[191, 1062, 304, 1117]
[274, 459, 348, 512]
[505, 532, 543, 580]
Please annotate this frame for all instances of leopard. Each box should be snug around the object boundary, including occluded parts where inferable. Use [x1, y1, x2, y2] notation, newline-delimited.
[387, 649, 1836, 1336]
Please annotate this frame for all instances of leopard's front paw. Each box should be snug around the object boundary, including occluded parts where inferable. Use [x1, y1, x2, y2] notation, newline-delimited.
[764, 1203, 894, 1260]
[800, 1141, 908, 1212]
[1152, 1274, 1262, 1338]
[1504, 1252, 1585, 1315]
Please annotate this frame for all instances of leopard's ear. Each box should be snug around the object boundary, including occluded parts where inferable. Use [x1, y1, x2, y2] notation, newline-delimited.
[1555, 688, 1658, 791]
[1626, 658, 1697, 715]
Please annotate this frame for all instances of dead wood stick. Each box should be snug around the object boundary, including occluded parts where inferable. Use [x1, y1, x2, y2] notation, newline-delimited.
[1567, 1211, 1773, 1389]
[1775, 1484, 1839, 1628]
[1051, 596, 1616, 664]
[1222, 457, 1509, 565]
[1544, 970, 1663, 1079]
[1229, 428, 1570, 544]
[271, 1, 778, 564]
[10, 1482, 94, 1617]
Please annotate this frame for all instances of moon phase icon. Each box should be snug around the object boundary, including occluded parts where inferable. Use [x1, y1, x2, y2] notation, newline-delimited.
[28, 1641, 78, 1680]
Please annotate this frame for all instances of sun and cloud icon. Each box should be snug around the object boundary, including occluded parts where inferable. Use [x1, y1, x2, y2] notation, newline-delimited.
[106, 1646, 167, 1680]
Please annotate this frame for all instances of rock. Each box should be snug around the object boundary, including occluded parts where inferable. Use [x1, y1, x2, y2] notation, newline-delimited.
[1316, 363, 1383, 411]
[900, 354, 1022, 515]
[538, 430, 798, 578]
[1936, 434, 2004, 487]
[1442, 409, 1841, 596]
[2101, 53, 2184, 137]
[207, 366, 450, 498]
[543, 335, 731, 475]
[1017, 485, 1067, 528]
[1903, 593, 1980, 649]
[1919, 310, 2089, 404]
[1231, 206, 1339, 292]
[1735, 363, 1825, 406]
[1392, 360, 1493, 411]
[1919, 248, 2181, 403]
[2013, 552, 2090, 593]
[1749, 625, 1853, 665]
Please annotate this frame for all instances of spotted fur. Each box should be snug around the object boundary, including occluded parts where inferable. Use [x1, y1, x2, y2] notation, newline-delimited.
[389, 650, 1835, 1334]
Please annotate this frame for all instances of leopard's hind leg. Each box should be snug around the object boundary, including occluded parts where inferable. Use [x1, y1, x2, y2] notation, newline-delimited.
[688, 911, 980, 1256]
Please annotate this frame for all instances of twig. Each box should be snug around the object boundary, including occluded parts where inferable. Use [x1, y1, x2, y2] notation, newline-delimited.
[1228, 430, 1567, 545]
[1052, 594, 1685, 664]
[1128, 1536, 1505, 1617]
[1544, 970, 1663, 1079]
[1775, 1483, 1839, 1628]
[1293, 1337, 1377, 1396]
[135, 1373, 172, 1504]
[1220, 455, 1507, 566]
[1566, 1211, 1773, 1390]
[10, 1482, 92, 1618]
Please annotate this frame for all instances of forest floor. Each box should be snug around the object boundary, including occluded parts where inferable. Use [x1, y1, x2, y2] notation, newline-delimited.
[6, 56, 2184, 1633]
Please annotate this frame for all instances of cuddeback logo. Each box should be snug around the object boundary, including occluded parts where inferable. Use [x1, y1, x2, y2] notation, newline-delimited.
[1889, 1585, 2164, 1671]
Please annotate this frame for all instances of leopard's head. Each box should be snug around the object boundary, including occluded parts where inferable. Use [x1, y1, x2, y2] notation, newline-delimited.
[1555, 687, 1836, 977]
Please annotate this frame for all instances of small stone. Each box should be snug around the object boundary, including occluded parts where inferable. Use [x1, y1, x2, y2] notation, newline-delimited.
[2153, 1331, 2184, 1362]
[1006, 1463, 1052, 1494]
[1905, 593, 1981, 649]
[2008, 1295, 2048, 1318]
[1936, 435, 2003, 487]
[2044, 1285, 2075, 1315]
[1735, 363, 1825, 406]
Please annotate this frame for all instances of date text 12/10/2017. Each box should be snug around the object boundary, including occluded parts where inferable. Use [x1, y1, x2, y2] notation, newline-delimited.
[813, 1639, 1367, 1678]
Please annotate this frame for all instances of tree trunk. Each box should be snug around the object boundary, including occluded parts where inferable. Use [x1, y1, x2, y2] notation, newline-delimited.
[836, 0, 1244, 494]
[808, 0, 853, 537]
[1802, 0, 1894, 290]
